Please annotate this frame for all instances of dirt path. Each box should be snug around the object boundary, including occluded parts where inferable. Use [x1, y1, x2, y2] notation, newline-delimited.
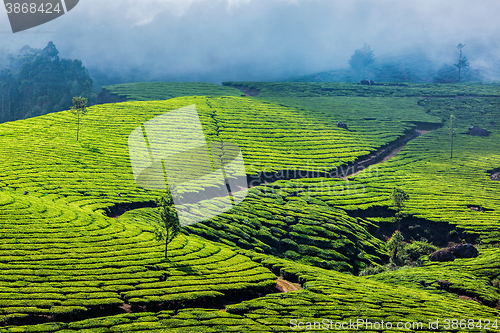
[341, 128, 433, 180]
[275, 276, 303, 292]
[219, 277, 302, 311]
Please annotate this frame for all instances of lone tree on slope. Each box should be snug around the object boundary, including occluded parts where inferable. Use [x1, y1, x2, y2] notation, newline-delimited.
[349, 43, 375, 78]
[391, 188, 409, 225]
[154, 188, 181, 258]
[387, 230, 405, 263]
[454, 43, 469, 82]
[71, 96, 88, 141]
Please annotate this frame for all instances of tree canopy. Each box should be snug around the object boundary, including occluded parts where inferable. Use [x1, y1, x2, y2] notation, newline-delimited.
[71, 96, 88, 141]
[348, 43, 375, 78]
[0, 41, 93, 123]
[154, 189, 181, 258]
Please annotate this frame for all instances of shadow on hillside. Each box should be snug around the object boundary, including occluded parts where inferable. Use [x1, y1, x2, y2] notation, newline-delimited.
[104, 200, 157, 218]
[347, 205, 479, 247]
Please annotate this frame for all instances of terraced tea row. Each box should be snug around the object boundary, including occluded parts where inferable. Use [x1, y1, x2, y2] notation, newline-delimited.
[4, 251, 500, 332]
[224, 81, 500, 98]
[368, 247, 500, 306]
[100, 82, 243, 102]
[234, 95, 500, 243]
[185, 185, 386, 273]
[0, 96, 424, 211]
[0, 195, 276, 325]
[203, 97, 426, 176]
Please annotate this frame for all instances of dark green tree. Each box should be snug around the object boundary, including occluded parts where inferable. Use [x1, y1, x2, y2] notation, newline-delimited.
[154, 189, 181, 258]
[349, 43, 375, 78]
[390, 188, 409, 224]
[71, 96, 88, 141]
[0, 41, 93, 123]
[454, 43, 469, 82]
[387, 230, 404, 263]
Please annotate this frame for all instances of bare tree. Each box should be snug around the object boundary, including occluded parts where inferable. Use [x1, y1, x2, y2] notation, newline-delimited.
[71, 96, 88, 141]
[454, 43, 469, 82]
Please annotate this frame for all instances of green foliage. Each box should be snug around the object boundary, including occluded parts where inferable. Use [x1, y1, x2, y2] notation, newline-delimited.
[433, 65, 480, 84]
[155, 190, 181, 258]
[0, 81, 499, 331]
[387, 230, 404, 263]
[224, 81, 500, 98]
[450, 114, 455, 159]
[359, 264, 387, 276]
[369, 248, 500, 306]
[454, 43, 470, 82]
[390, 188, 409, 223]
[0, 41, 93, 122]
[348, 43, 375, 78]
[403, 240, 437, 261]
[70, 96, 88, 141]
[101, 82, 243, 102]
[5, 252, 500, 332]
[186, 186, 387, 273]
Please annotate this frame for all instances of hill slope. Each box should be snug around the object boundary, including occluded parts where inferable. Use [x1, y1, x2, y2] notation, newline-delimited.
[2, 83, 500, 331]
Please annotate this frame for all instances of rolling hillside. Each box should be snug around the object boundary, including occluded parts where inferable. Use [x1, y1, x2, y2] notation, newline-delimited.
[2, 82, 500, 331]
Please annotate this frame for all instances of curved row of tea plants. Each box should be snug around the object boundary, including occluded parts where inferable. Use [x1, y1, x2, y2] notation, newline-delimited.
[202, 96, 425, 176]
[0, 95, 427, 206]
[102, 82, 243, 102]
[242, 94, 500, 244]
[185, 185, 386, 273]
[3, 251, 500, 332]
[367, 247, 500, 306]
[0, 191, 276, 325]
[223, 81, 500, 98]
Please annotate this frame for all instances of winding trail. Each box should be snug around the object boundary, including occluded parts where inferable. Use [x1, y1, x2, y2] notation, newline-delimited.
[106, 124, 442, 218]
[275, 276, 303, 292]
[340, 127, 435, 180]
[247, 123, 442, 186]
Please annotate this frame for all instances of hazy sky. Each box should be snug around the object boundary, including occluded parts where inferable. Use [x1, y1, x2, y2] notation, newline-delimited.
[0, 0, 499, 82]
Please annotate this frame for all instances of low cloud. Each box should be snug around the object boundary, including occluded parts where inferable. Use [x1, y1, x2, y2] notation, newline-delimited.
[0, 0, 499, 83]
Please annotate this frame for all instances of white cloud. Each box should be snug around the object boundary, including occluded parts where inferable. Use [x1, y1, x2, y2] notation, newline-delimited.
[1, 0, 500, 82]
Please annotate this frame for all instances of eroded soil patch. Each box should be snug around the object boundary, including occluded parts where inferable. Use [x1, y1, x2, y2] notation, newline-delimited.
[276, 276, 303, 292]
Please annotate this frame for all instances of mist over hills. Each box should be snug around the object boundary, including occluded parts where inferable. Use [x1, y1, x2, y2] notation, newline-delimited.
[286, 44, 497, 84]
[0, 0, 499, 85]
